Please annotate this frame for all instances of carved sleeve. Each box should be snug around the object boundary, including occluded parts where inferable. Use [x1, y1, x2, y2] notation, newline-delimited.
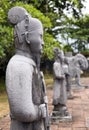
[53, 62, 64, 79]
[6, 55, 40, 122]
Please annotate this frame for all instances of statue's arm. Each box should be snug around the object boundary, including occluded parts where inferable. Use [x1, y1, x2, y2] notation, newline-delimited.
[6, 60, 45, 122]
[53, 62, 65, 79]
[19, 66, 46, 122]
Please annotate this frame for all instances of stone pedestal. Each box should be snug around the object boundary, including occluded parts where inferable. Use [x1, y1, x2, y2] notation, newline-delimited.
[50, 111, 72, 123]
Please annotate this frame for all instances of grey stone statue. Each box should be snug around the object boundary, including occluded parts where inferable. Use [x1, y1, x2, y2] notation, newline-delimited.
[51, 48, 71, 121]
[63, 56, 73, 99]
[6, 6, 50, 130]
[74, 53, 88, 87]
[65, 53, 88, 88]
[64, 52, 88, 99]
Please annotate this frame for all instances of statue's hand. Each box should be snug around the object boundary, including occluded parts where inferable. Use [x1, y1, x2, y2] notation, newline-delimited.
[61, 75, 65, 79]
[39, 104, 46, 118]
[44, 96, 48, 104]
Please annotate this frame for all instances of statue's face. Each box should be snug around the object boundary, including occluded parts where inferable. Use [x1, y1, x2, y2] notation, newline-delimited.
[28, 29, 44, 54]
[58, 51, 64, 62]
[25, 18, 44, 55]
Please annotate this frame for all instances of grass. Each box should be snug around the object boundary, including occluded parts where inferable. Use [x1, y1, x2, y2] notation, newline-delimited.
[45, 78, 53, 86]
[0, 77, 9, 119]
[0, 77, 6, 92]
[0, 92, 9, 119]
[44, 73, 53, 89]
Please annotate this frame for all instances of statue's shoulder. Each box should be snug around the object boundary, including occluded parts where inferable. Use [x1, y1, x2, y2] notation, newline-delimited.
[53, 61, 60, 67]
[7, 55, 36, 67]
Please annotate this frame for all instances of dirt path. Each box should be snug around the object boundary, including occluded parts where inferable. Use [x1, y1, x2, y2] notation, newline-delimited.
[0, 115, 10, 130]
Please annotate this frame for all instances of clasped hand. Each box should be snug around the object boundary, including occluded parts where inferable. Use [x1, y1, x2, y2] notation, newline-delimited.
[39, 104, 46, 118]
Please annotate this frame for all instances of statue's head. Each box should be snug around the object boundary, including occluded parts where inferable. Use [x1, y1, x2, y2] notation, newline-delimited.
[24, 17, 44, 54]
[8, 6, 44, 58]
[53, 47, 59, 57]
[75, 53, 88, 70]
[8, 6, 44, 69]
[53, 47, 64, 62]
[8, 6, 30, 25]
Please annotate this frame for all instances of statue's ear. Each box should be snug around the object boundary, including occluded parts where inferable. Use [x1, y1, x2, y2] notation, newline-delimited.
[25, 32, 30, 44]
[24, 15, 31, 44]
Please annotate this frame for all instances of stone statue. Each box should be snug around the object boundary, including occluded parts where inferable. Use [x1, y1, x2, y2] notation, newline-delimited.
[65, 53, 88, 88]
[64, 53, 75, 98]
[51, 48, 71, 121]
[74, 53, 88, 87]
[64, 52, 88, 99]
[6, 6, 50, 130]
[63, 56, 73, 99]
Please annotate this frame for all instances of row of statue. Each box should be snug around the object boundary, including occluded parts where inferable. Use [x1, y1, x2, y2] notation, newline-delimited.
[52, 48, 88, 121]
[5, 6, 88, 130]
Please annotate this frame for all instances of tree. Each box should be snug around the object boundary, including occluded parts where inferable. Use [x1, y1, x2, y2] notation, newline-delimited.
[10, 0, 85, 39]
[0, 0, 87, 75]
[69, 15, 89, 53]
[57, 14, 89, 53]
[18, 0, 86, 53]
[0, 1, 60, 75]
[14, 1, 61, 59]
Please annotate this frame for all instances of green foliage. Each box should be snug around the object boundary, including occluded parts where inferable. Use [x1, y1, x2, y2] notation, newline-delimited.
[0, 25, 13, 58]
[14, 2, 52, 29]
[0, 0, 11, 23]
[0, 0, 61, 75]
[43, 33, 61, 59]
[80, 49, 89, 57]
[63, 44, 73, 52]
[0, 0, 53, 61]
[55, 14, 89, 53]
[0, 0, 87, 75]
[25, 0, 84, 17]
[0, 77, 6, 92]
[13, 0, 85, 41]
[14, 1, 60, 59]
[14, 2, 61, 59]
[68, 15, 89, 52]
[0, 0, 14, 75]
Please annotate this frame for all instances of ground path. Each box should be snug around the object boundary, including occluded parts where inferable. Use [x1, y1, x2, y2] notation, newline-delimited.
[1, 78, 89, 130]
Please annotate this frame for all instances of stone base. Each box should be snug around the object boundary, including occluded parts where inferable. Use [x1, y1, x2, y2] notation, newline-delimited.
[50, 111, 72, 123]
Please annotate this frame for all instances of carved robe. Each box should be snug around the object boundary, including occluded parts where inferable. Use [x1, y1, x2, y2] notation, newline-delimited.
[52, 61, 67, 105]
[6, 54, 45, 130]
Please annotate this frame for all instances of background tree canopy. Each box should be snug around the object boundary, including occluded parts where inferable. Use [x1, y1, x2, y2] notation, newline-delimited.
[0, 0, 87, 75]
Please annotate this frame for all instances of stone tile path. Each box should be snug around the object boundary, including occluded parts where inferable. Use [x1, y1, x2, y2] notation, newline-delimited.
[1, 78, 89, 130]
[48, 87, 89, 130]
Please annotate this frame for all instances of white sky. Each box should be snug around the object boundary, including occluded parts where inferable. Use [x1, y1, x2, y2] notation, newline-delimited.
[82, 0, 89, 14]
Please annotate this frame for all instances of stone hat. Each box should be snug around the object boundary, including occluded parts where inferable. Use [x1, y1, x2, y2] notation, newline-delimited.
[8, 6, 31, 25]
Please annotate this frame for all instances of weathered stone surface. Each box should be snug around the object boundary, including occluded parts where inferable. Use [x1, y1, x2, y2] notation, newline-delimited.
[6, 6, 48, 130]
